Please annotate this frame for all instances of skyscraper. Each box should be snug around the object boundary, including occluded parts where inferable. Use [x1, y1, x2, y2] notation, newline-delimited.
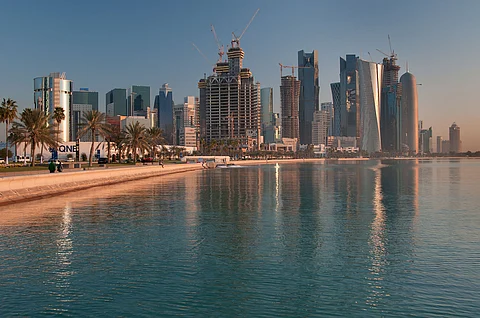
[320, 102, 334, 137]
[298, 50, 319, 145]
[157, 83, 174, 144]
[34, 72, 73, 142]
[260, 87, 273, 136]
[400, 71, 419, 153]
[173, 96, 198, 147]
[72, 89, 98, 141]
[330, 82, 341, 136]
[199, 45, 261, 149]
[419, 126, 432, 154]
[436, 136, 443, 153]
[106, 88, 127, 117]
[357, 59, 383, 153]
[380, 56, 401, 151]
[449, 122, 461, 153]
[128, 85, 150, 116]
[312, 110, 329, 145]
[280, 75, 300, 140]
[340, 55, 359, 137]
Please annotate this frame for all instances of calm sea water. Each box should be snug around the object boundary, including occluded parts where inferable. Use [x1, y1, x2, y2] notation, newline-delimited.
[0, 159, 479, 317]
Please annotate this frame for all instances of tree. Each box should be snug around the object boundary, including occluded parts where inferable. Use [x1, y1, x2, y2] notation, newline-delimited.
[77, 110, 110, 166]
[0, 98, 18, 164]
[146, 127, 165, 160]
[11, 108, 57, 166]
[122, 122, 149, 164]
[52, 107, 65, 143]
[0, 148, 13, 159]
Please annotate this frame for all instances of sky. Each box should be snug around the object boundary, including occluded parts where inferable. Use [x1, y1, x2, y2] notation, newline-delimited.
[0, 0, 479, 151]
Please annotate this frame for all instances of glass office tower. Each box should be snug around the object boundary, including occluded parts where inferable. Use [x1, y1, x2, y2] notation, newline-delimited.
[298, 50, 319, 145]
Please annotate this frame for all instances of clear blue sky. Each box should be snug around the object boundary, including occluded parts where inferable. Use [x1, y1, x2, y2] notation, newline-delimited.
[0, 0, 479, 150]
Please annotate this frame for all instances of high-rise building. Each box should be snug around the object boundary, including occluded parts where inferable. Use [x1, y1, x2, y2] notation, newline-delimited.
[330, 82, 341, 136]
[198, 45, 261, 149]
[357, 59, 383, 153]
[34, 72, 73, 142]
[419, 126, 432, 154]
[340, 55, 359, 137]
[260, 87, 273, 136]
[436, 136, 443, 153]
[400, 71, 419, 153]
[320, 102, 334, 137]
[380, 56, 402, 151]
[442, 140, 450, 154]
[449, 122, 461, 153]
[106, 88, 127, 117]
[280, 75, 300, 140]
[298, 50, 319, 145]
[157, 83, 174, 144]
[173, 96, 198, 147]
[264, 112, 282, 144]
[127, 85, 150, 116]
[312, 110, 329, 145]
[72, 89, 98, 141]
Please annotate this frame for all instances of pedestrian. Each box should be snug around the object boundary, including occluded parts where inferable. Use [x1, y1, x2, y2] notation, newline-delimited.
[160, 159, 164, 168]
[48, 160, 56, 173]
[57, 160, 63, 172]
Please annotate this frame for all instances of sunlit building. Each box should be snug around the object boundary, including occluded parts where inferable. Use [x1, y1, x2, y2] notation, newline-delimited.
[298, 50, 319, 145]
[357, 59, 383, 153]
[400, 71, 419, 153]
[280, 75, 300, 140]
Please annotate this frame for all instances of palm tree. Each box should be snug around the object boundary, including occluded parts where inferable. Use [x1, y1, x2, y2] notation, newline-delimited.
[0, 98, 18, 164]
[11, 108, 57, 166]
[77, 110, 110, 167]
[146, 127, 165, 160]
[122, 122, 149, 164]
[52, 107, 65, 143]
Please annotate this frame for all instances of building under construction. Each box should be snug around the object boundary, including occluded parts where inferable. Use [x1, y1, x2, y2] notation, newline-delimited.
[380, 56, 402, 151]
[198, 45, 261, 149]
[280, 75, 300, 140]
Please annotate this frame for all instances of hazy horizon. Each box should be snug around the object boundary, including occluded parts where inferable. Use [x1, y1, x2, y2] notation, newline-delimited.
[0, 0, 478, 151]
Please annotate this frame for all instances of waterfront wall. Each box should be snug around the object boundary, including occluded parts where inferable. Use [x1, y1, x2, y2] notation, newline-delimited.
[0, 164, 203, 206]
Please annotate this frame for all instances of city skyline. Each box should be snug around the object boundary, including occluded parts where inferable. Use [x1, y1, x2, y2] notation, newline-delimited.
[0, 0, 478, 150]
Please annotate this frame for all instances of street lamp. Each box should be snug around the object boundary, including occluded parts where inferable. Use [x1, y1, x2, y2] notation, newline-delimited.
[129, 91, 137, 116]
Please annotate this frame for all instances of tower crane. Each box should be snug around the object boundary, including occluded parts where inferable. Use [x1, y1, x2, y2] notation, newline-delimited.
[231, 8, 260, 48]
[279, 63, 311, 77]
[376, 34, 397, 61]
[210, 24, 224, 63]
[192, 43, 215, 73]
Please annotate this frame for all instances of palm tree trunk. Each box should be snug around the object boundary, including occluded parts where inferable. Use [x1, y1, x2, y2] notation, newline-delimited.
[30, 140, 36, 167]
[5, 122, 9, 165]
[40, 142, 45, 164]
[23, 142, 27, 166]
[89, 128, 95, 167]
[107, 140, 111, 163]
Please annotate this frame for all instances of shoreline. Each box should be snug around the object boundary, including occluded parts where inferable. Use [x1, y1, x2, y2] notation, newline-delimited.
[0, 157, 477, 207]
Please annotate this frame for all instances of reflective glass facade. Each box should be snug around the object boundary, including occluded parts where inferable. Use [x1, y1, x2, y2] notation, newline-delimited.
[72, 90, 98, 141]
[158, 83, 174, 144]
[330, 82, 341, 136]
[105, 89, 127, 116]
[357, 60, 383, 153]
[128, 85, 150, 115]
[34, 73, 73, 142]
[340, 55, 359, 137]
[400, 72, 419, 153]
[298, 50, 319, 145]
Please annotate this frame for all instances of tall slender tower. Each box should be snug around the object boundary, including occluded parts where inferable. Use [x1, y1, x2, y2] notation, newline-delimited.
[449, 122, 461, 153]
[158, 83, 174, 144]
[380, 57, 401, 151]
[298, 50, 319, 145]
[280, 75, 300, 140]
[400, 71, 419, 153]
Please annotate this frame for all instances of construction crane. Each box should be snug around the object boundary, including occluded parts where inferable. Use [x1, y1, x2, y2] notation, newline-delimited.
[210, 24, 224, 63]
[376, 34, 397, 61]
[231, 8, 260, 48]
[279, 63, 311, 77]
[192, 43, 215, 73]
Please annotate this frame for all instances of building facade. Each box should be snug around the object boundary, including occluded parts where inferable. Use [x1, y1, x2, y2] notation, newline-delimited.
[198, 46, 261, 149]
[72, 89, 98, 142]
[419, 126, 432, 154]
[260, 87, 273, 138]
[298, 50, 319, 145]
[280, 75, 300, 140]
[400, 72, 419, 153]
[380, 57, 402, 151]
[312, 110, 329, 145]
[357, 59, 383, 153]
[436, 136, 443, 153]
[173, 96, 198, 147]
[340, 55, 359, 137]
[330, 82, 341, 136]
[157, 83, 174, 144]
[34, 72, 73, 142]
[128, 85, 150, 116]
[106, 88, 127, 117]
[320, 102, 334, 137]
[449, 122, 461, 153]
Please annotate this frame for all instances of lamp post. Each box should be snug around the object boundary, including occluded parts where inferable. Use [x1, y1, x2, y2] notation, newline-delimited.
[129, 91, 137, 116]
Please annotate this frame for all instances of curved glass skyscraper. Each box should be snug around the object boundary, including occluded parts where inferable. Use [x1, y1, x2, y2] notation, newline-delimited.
[34, 72, 73, 142]
[357, 59, 383, 153]
[400, 72, 419, 153]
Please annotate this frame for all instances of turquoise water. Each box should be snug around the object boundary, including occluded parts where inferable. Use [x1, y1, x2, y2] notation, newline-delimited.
[1, 159, 479, 316]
